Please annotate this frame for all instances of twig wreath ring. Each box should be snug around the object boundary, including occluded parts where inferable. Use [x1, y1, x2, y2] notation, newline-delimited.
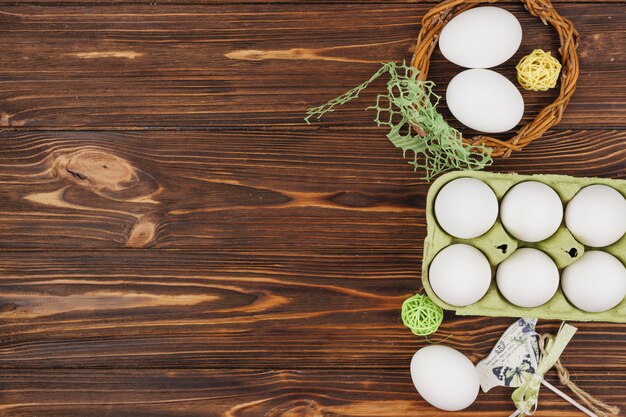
[411, 0, 580, 158]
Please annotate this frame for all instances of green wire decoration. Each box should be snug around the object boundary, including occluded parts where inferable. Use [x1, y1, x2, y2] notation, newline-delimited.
[401, 293, 444, 336]
[305, 62, 493, 180]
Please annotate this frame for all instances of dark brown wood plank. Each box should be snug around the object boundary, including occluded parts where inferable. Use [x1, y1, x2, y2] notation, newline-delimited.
[0, 3, 623, 129]
[1, 0, 624, 5]
[0, 368, 624, 417]
[0, 129, 623, 249]
[1, 3, 625, 416]
[1, 250, 625, 373]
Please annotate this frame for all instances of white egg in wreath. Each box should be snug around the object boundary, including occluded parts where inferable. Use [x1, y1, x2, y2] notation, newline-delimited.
[439, 6, 523, 69]
[446, 69, 524, 133]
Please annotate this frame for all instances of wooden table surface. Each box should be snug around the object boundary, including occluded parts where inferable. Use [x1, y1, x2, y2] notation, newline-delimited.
[0, 1, 624, 416]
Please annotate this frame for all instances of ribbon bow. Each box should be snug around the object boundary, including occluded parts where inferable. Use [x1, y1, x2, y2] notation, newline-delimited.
[511, 323, 577, 416]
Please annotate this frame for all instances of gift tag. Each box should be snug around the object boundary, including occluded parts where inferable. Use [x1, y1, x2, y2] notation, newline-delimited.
[476, 318, 539, 392]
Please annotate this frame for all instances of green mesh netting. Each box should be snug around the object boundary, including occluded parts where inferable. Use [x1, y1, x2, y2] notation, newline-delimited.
[305, 62, 493, 180]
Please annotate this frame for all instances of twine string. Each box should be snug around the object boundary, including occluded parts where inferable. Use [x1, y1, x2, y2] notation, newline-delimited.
[538, 334, 621, 417]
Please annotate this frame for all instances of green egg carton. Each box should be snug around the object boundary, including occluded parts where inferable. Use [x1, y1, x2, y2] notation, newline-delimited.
[422, 170, 626, 322]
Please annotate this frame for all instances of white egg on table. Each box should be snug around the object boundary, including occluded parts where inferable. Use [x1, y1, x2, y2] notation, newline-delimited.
[500, 181, 563, 242]
[434, 177, 499, 239]
[446, 69, 524, 133]
[429, 244, 492, 307]
[410, 345, 480, 411]
[562, 251, 626, 313]
[439, 6, 523, 68]
[565, 184, 626, 247]
[496, 248, 560, 308]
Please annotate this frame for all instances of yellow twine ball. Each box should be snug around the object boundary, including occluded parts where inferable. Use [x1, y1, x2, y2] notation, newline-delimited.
[516, 49, 562, 91]
[401, 293, 444, 336]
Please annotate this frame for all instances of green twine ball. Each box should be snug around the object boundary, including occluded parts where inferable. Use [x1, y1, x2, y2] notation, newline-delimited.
[401, 293, 444, 336]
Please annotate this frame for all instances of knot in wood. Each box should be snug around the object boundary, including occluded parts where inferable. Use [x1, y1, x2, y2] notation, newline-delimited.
[50, 148, 159, 202]
[64, 150, 138, 191]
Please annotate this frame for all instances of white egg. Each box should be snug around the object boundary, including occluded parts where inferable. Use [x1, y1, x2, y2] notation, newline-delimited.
[434, 178, 499, 239]
[565, 185, 626, 247]
[439, 6, 522, 68]
[496, 248, 559, 308]
[500, 181, 563, 242]
[562, 251, 626, 313]
[411, 345, 480, 411]
[446, 69, 524, 133]
[429, 244, 492, 306]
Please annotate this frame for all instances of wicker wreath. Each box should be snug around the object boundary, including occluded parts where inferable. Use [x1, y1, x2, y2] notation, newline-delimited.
[411, 0, 580, 158]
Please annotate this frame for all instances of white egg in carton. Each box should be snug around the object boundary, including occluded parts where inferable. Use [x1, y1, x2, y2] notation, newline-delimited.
[422, 170, 626, 322]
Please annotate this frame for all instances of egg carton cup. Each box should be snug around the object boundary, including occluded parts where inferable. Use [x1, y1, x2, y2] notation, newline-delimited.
[411, 0, 580, 158]
[422, 170, 626, 322]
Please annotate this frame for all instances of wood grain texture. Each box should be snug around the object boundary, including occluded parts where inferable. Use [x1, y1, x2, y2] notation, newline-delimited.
[0, 3, 623, 129]
[1, 1, 625, 416]
[1, 250, 625, 373]
[3, 0, 624, 3]
[0, 129, 623, 249]
[0, 368, 623, 417]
